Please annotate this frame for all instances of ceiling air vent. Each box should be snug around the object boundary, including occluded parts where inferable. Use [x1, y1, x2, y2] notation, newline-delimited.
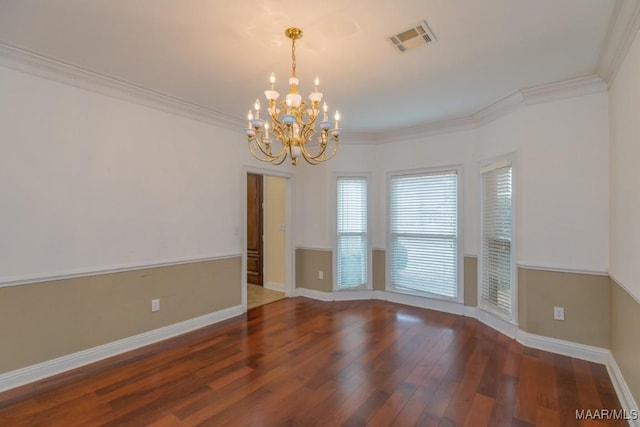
[388, 20, 436, 53]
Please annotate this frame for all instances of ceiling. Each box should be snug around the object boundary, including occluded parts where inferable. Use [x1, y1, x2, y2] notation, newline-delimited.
[0, 1, 622, 134]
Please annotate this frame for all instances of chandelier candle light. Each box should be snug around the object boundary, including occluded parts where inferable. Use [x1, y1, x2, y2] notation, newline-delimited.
[245, 27, 340, 166]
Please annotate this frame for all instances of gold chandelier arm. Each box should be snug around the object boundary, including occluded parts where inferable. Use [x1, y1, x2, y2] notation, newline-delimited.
[300, 120, 317, 142]
[301, 142, 337, 165]
[270, 140, 289, 160]
[248, 136, 277, 160]
[247, 126, 289, 160]
[269, 111, 285, 136]
[298, 127, 326, 158]
[299, 133, 339, 164]
[248, 139, 288, 165]
[268, 151, 288, 165]
[298, 131, 321, 159]
[298, 100, 320, 124]
[270, 121, 288, 148]
[248, 141, 277, 162]
[320, 138, 339, 161]
[249, 131, 289, 160]
[298, 111, 320, 146]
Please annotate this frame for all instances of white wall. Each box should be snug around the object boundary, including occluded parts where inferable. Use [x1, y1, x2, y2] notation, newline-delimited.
[372, 130, 478, 253]
[296, 91, 610, 276]
[2, 58, 610, 285]
[0, 65, 291, 283]
[294, 142, 378, 250]
[294, 161, 330, 249]
[327, 142, 382, 246]
[609, 29, 640, 299]
[477, 92, 610, 272]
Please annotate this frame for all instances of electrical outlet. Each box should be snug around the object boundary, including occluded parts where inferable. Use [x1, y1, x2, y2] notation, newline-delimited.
[152, 299, 160, 312]
[553, 306, 564, 321]
[318, 271, 324, 280]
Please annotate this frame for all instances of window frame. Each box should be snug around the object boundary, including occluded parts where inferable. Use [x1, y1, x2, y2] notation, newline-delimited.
[333, 172, 372, 291]
[385, 165, 464, 303]
[478, 155, 518, 324]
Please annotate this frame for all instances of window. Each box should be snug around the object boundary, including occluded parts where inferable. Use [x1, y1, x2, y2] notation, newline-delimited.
[336, 176, 368, 288]
[480, 160, 514, 320]
[389, 170, 460, 299]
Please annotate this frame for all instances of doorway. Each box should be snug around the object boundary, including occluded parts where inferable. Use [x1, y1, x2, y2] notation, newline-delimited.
[246, 173, 263, 287]
[244, 171, 291, 311]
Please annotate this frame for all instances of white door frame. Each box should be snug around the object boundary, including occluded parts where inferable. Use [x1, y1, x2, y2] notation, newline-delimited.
[241, 166, 295, 313]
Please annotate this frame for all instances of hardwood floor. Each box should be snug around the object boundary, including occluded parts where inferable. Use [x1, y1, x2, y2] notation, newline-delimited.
[0, 298, 625, 426]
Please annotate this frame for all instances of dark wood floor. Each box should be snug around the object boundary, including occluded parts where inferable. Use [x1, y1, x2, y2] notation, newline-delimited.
[0, 298, 625, 426]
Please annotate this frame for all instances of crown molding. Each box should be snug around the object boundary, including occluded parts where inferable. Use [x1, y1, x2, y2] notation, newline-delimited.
[520, 74, 608, 105]
[348, 74, 606, 144]
[0, 43, 244, 131]
[343, 115, 476, 145]
[471, 91, 524, 127]
[341, 115, 478, 145]
[0, 42, 611, 145]
[340, 130, 384, 145]
[378, 116, 477, 143]
[597, 0, 640, 84]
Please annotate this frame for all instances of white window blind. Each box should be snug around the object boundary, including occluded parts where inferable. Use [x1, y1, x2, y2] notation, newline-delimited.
[480, 163, 513, 319]
[389, 171, 458, 298]
[337, 177, 368, 288]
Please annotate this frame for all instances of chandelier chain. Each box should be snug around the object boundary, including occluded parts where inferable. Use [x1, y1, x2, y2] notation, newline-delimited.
[291, 39, 297, 77]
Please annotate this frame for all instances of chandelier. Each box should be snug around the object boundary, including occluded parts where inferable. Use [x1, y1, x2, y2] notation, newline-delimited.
[245, 27, 340, 166]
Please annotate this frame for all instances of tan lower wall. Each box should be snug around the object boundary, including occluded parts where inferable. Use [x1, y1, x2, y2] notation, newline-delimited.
[518, 267, 610, 348]
[295, 248, 333, 292]
[373, 250, 385, 291]
[0, 257, 241, 374]
[295, 249, 613, 351]
[464, 256, 477, 307]
[610, 278, 640, 404]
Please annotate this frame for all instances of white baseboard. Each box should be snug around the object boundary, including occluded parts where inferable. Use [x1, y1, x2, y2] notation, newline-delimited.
[475, 308, 519, 339]
[373, 290, 387, 300]
[516, 330, 609, 364]
[264, 281, 285, 292]
[0, 305, 243, 393]
[463, 306, 478, 317]
[295, 288, 376, 302]
[297, 288, 468, 317]
[383, 291, 464, 315]
[304, 289, 465, 316]
[606, 353, 640, 427]
[295, 287, 334, 301]
[333, 290, 374, 301]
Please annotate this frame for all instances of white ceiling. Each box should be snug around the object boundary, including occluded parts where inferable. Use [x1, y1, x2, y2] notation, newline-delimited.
[0, 0, 620, 133]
